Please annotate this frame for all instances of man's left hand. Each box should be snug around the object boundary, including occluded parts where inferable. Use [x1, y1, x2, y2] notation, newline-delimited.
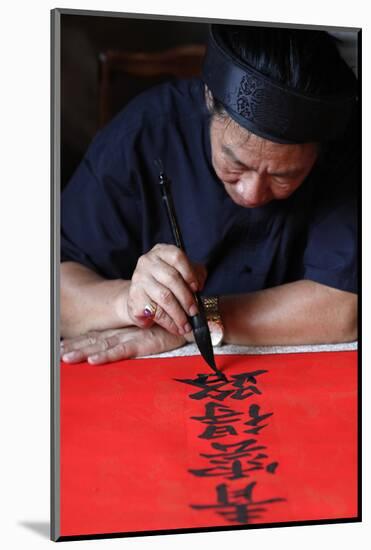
[61, 325, 187, 365]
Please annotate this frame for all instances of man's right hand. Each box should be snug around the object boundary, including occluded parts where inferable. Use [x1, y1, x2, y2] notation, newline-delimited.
[125, 243, 207, 337]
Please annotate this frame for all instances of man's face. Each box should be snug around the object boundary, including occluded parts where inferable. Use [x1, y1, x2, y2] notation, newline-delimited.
[210, 116, 319, 208]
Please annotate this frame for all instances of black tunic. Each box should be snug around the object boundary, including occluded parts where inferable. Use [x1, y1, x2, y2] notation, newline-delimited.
[61, 78, 358, 296]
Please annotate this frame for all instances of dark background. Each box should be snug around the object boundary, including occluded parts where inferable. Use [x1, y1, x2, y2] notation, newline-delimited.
[60, 14, 358, 190]
[61, 14, 209, 188]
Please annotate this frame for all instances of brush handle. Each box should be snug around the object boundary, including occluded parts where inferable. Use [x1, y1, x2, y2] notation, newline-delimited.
[158, 175, 185, 250]
[156, 165, 226, 381]
[158, 171, 208, 322]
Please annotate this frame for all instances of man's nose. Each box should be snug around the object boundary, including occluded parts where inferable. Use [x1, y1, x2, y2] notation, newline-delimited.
[235, 172, 268, 207]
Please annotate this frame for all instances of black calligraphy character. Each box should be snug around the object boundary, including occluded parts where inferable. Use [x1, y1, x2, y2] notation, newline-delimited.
[229, 370, 269, 400]
[189, 459, 252, 479]
[244, 403, 273, 435]
[190, 482, 285, 524]
[191, 402, 244, 439]
[174, 373, 233, 401]
[201, 440, 279, 474]
[201, 439, 267, 463]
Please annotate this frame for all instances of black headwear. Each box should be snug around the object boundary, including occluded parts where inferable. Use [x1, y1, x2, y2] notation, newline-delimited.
[202, 25, 357, 143]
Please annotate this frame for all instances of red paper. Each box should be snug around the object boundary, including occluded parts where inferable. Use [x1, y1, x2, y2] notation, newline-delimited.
[60, 351, 358, 537]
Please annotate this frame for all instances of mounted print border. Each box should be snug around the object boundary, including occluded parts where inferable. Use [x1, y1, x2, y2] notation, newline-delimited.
[51, 7, 361, 542]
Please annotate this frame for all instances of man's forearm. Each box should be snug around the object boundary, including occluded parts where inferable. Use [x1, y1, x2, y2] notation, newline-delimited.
[219, 280, 357, 346]
[61, 261, 131, 338]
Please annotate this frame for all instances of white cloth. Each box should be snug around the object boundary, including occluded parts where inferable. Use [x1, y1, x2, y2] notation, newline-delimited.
[142, 341, 358, 359]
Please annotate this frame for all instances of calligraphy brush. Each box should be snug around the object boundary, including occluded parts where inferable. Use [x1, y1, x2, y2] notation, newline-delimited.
[154, 158, 227, 382]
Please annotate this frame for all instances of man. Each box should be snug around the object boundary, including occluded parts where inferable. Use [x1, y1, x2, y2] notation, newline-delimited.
[60, 24, 358, 364]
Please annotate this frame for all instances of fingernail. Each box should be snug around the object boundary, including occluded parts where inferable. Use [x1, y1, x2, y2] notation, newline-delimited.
[189, 304, 198, 316]
[184, 322, 192, 333]
[62, 351, 79, 362]
[88, 355, 100, 364]
[190, 282, 198, 292]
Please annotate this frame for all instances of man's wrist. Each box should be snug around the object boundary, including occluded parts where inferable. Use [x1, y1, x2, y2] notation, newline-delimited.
[218, 295, 236, 345]
[202, 296, 224, 347]
[113, 279, 132, 326]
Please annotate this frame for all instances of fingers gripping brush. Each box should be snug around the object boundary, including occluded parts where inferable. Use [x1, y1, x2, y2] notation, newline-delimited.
[154, 158, 227, 382]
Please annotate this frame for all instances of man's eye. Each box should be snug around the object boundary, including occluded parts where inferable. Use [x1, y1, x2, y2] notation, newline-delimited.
[229, 163, 245, 173]
[225, 165, 242, 175]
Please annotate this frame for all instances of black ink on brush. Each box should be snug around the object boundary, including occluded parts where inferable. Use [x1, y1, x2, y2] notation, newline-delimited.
[154, 158, 227, 382]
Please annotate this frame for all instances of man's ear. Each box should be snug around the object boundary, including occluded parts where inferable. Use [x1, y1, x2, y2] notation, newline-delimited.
[204, 84, 214, 112]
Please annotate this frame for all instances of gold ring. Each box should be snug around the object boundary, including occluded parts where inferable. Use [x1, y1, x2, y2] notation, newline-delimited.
[143, 302, 157, 318]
